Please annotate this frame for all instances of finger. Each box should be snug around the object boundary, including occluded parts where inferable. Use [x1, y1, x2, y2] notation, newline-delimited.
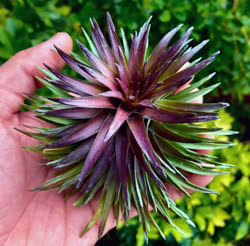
[166, 174, 214, 201]
[175, 75, 193, 94]
[175, 79, 203, 104]
[175, 78, 215, 156]
[175, 81, 213, 191]
[0, 32, 73, 120]
[193, 134, 214, 155]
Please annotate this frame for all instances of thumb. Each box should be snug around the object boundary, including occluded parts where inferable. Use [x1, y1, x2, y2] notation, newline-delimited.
[0, 32, 73, 120]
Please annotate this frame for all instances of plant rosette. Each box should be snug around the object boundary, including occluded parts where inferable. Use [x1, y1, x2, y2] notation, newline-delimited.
[17, 13, 236, 241]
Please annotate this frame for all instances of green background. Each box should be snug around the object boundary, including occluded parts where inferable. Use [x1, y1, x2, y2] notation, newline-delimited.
[0, 0, 249, 245]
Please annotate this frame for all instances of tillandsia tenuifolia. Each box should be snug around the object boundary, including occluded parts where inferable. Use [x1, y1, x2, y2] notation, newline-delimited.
[17, 13, 236, 241]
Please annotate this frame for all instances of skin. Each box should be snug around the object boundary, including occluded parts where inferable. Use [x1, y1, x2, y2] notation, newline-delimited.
[0, 33, 213, 246]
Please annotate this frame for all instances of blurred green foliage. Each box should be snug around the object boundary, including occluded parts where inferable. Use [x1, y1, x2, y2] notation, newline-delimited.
[0, 0, 249, 245]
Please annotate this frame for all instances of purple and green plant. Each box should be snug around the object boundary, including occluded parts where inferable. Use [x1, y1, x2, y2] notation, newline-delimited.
[17, 13, 236, 241]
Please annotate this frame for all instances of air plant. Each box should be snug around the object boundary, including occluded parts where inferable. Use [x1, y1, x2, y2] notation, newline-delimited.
[17, 13, 236, 241]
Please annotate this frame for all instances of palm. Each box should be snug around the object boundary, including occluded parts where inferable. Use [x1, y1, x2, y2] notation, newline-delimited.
[0, 33, 213, 246]
[0, 112, 110, 246]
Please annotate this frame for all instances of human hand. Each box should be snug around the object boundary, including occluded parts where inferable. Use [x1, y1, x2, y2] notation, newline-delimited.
[0, 33, 213, 246]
